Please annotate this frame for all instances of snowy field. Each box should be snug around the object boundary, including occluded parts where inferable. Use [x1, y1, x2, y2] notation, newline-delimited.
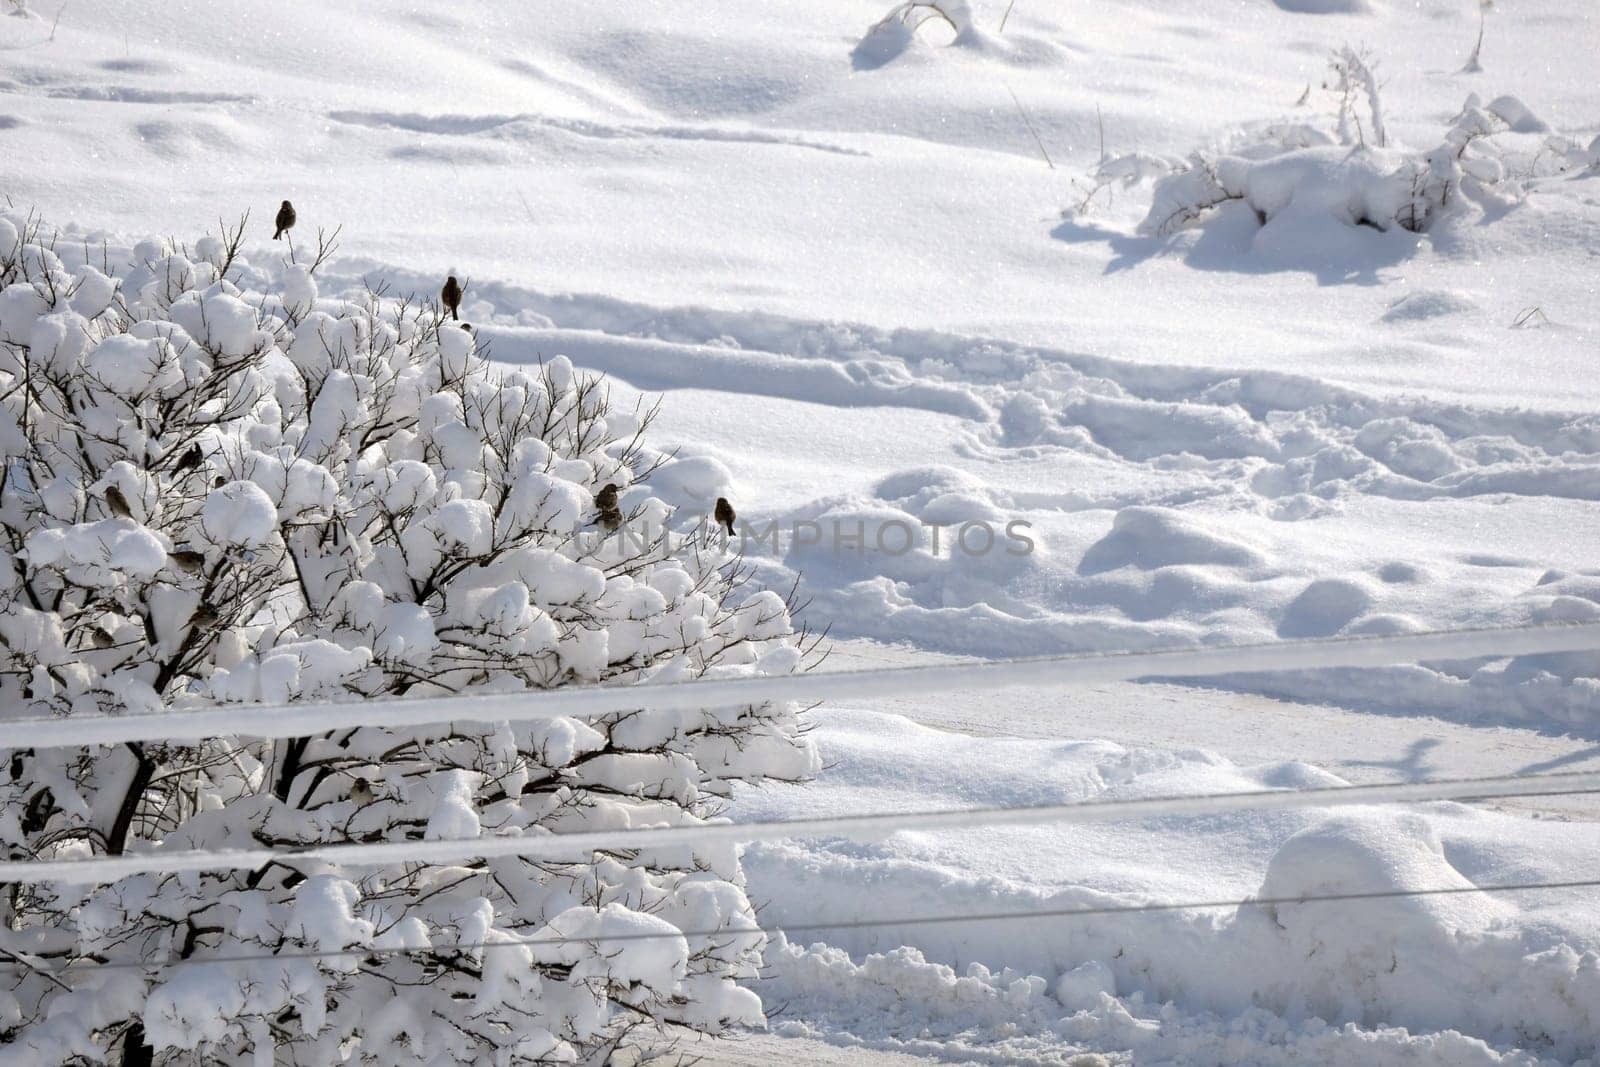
[3, 0, 1599, 1063]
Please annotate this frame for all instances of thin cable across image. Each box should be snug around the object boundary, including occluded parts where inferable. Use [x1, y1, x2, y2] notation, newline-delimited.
[1, 620, 1595, 750]
[3, 874, 1597, 979]
[4, 767, 1598, 884]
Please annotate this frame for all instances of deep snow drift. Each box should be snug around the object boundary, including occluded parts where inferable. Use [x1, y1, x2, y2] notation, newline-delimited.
[730, 708, 1600, 1065]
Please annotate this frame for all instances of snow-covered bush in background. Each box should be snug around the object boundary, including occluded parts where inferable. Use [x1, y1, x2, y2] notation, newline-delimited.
[1125, 51, 1549, 244]
[854, 1, 978, 67]
[1532, 129, 1600, 178]
[0, 210, 820, 1063]
[1326, 46, 1385, 150]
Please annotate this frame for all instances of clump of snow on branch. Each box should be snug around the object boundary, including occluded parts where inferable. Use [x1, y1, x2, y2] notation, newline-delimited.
[0, 210, 820, 1063]
[854, 1, 982, 67]
[1327, 46, 1386, 150]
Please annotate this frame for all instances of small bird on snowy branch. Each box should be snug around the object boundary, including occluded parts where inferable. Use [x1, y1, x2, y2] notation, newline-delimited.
[441, 274, 464, 321]
[594, 483, 622, 531]
[171, 443, 203, 475]
[273, 200, 296, 240]
[104, 485, 133, 520]
[169, 549, 205, 573]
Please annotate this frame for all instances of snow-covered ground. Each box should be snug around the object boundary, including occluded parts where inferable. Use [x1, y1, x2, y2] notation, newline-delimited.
[4, 0, 1599, 1061]
[718, 642, 1600, 1065]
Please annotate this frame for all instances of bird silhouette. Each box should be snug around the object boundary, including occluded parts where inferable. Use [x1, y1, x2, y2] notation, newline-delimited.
[273, 200, 296, 241]
[714, 496, 736, 537]
[105, 485, 133, 520]
[172, 443, 203, 475]
[170, 549, 206, 573]
[441, 275, 464, 321]
[594, 483, 622, 531]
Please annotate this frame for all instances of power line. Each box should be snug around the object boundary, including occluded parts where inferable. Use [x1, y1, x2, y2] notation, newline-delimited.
[4, 874, 1598, 978]
[1, 620, 1596, 751]
[4, 769, 1599, 885]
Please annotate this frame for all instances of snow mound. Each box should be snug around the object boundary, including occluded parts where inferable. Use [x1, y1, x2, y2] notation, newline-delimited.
[1256, 810, 1508, 950]
[1277, 576, 1375, 637]
[1486, 95, 1550, 135]
[736, 711, 1600, 1063]
[1381, 289, 1478, 322]
[1053, 959, 1117, 1012]
[1078, 507, 1264, 575]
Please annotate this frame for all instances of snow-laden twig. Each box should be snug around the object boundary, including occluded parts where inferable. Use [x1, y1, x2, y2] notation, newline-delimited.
[1328, 46, 1385, 149]
[1461, 0, 1492, 73]
[1005, 83, 1054, 169]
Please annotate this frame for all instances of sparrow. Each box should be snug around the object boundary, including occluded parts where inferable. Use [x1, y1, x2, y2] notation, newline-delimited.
[594, 483, 622, 531]
[105, 485, 133, 520]
[714, 496, 736, 537]
[441, 274, 464, 321]
[170, 549, 206, 573]
[351, 777, 376, 805]
[190, 604, 219, 629]
[273, 200, 296, 241]
[91, 628, 116, 649]
[172, 443, 204, 475]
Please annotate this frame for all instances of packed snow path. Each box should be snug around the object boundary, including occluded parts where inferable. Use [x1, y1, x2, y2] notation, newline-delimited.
[534, 306, 1600, 737]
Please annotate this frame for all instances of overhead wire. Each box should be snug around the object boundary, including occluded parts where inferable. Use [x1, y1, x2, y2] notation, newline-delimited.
[4, 768, 1598, 885]
[0, 620, 1596, 750]
[3, 874, 1598, 977]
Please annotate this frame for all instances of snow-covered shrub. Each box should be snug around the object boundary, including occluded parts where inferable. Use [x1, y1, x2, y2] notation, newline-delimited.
[1532, 130, 1600, 178]
[0, 211, 820, 1063]
[854, 0, 976, 67]
[1127, 53, 1541, 243]
[1326, 46, 1385, 149]
[1068, 152, 1187, 216]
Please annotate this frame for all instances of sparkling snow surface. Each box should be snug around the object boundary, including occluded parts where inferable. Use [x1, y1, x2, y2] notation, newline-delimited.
[4, 0, 1599, 1062]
